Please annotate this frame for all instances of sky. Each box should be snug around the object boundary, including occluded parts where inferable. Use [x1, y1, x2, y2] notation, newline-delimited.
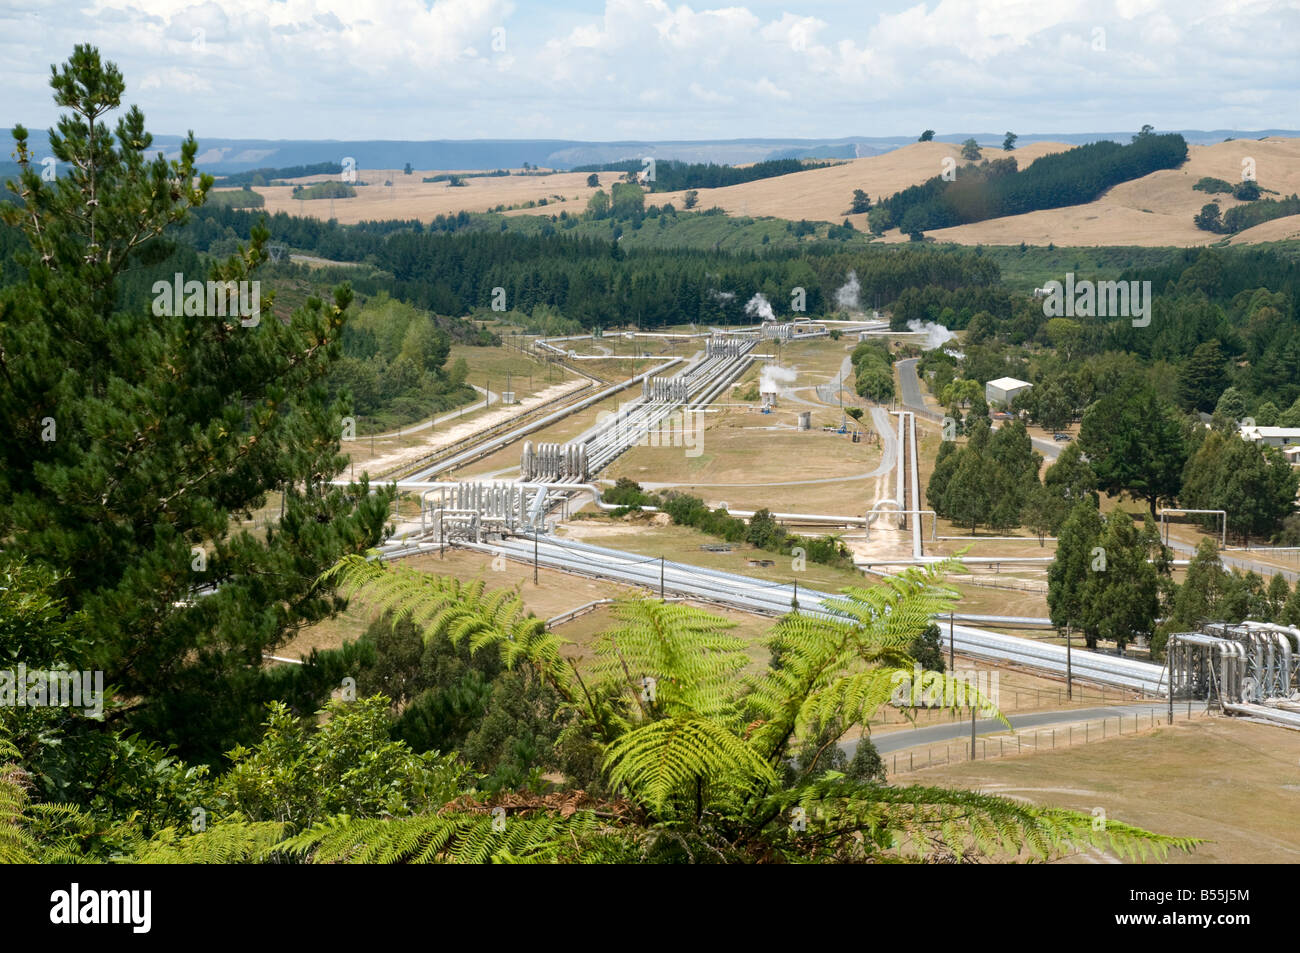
[1, 0, 1297, 142]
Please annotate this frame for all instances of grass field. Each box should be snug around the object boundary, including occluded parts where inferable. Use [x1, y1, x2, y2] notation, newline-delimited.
[893, 716, 1300, 864]
[236, 138, 1300, 252]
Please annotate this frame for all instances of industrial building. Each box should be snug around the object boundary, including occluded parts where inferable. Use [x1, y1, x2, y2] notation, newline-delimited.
[984, 376, 1032, 407]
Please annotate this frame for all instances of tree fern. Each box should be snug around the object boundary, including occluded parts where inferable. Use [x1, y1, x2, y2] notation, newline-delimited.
[0, 739, 96, 864]
[590, 598, 750, 722]
[603, 716, 774, 811]
[118, 819, 286, 864]
[283, 809, 606, 864]
[755, 777, 1200, 863]
[313, 555, 1197, 864]
[323, 554, 572, 695]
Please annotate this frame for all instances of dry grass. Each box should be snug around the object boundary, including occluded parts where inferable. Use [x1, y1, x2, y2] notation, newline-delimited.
[641, 141, 1075, 225]
[893, 716, 1300, 864]
[229, 167, 599, 225]
[226, 138, 1300, 248]
[889, 136, 1300, 247]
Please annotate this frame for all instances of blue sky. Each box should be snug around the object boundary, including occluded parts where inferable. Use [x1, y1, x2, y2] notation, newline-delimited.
[2, 0, 1296, 141]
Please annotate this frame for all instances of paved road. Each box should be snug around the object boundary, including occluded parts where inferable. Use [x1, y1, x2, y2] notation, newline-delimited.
[850, 701, 1199, 756]
[897, 356, 1066, 461]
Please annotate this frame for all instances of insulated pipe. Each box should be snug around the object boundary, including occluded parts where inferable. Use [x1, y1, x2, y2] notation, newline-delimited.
[1242, 622, 1297, 695]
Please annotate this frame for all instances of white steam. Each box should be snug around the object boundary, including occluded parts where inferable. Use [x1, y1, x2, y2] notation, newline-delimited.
[760, 365, 798, 393]
[744, 292, 776, 322]
[906, 320, 957, 350]
[835, 270, 861, 312]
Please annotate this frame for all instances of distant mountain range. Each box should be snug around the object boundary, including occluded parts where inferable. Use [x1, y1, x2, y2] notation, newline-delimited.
[4, 129, 1297, 176]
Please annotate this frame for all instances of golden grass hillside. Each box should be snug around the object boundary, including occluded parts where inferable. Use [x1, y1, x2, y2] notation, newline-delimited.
[217, 167, 602, 224]
[883, 136, 1300, 247]
[215, 138, 1300, 248]
[642, 140, 1077, 223]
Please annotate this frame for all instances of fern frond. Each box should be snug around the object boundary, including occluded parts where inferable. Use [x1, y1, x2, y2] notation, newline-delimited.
[591, 599, 749, 721]
[284, 810, 603, 864]
[123, 819, 286, 864]
[603, 716, 775, 810]
[322, 554, 573, 693]
[757, 778, 1199, 863]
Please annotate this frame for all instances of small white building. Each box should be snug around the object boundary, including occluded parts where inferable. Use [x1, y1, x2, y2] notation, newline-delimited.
[1240, 425, 1300, 448]
[985, 376, 1033, 407]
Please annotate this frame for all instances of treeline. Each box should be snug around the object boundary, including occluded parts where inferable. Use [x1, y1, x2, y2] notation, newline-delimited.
[876, 133, 1188, 234]
[204, 187, 265, 209]
[423, 170, 509, 183]
[1051, 506, 1300, 658]
[1195, 194, 1300, 234]
[889, 282, 1015, 331]
[947, 247, 1300, 418]
[171, 204, 1003, 329]
[603, 480, 854, 570]
[927, 418, 1047, 534]
[363, 231, 1002, 329]
[332, 294, 477, 427]
[934, 342, 1299, 541]
[292, 181, 358, 199]
[213, 161, 342, 187]
[571, 158, 820, 192]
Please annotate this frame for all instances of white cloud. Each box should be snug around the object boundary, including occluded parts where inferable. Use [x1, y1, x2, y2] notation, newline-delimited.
[0, 0, 1294, 139]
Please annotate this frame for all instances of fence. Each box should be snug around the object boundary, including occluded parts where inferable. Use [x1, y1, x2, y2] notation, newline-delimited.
[869, 683, 1138, 728]
[886, 706, 1206, 776]
[947, 573, 1049, 594]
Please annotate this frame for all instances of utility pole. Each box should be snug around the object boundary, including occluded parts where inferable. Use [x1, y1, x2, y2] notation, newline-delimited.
[970, 705, 976, 760]
[533, 530, 539, 585]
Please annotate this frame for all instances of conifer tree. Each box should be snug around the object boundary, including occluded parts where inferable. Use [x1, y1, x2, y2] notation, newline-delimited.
[0, 46, 392, 759]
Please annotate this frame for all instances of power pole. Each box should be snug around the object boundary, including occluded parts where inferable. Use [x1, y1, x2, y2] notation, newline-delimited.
[970, 705, 976, 760]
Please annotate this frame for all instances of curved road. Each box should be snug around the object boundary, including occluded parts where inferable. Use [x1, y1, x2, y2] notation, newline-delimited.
[898, 357, 1065, 461]
[850, 701, 1198, 757]
[368, 384, 498, 439]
